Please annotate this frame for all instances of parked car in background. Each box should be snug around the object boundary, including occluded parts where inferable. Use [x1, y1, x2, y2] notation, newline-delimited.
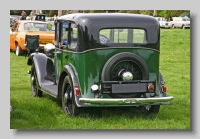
[10, 20, 55, 56]
[155, 17, 171, 28]
[10, 15, 21, 27]
[26, 13, 174, 116]
[34, 14, 46, 21]
[170, 17, 190, 29]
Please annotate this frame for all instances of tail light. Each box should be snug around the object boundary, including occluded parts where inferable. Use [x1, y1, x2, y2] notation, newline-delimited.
[75, 88, 80, 96]
[148, 84, 154, 91]
[162, 85, 167, 93]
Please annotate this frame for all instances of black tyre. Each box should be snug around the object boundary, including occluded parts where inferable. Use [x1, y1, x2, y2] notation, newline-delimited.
[171, 24, 175, 28]
[140, 105, 160, 114]
[30, 66, 43, 97]
[61, 76, 80, 116]
[182, 25, 186, 29]
[15, 44, 24, 56]
[101, 52, 149, 98]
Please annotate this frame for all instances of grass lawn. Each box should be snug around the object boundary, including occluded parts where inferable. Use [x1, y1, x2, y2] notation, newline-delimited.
[10, 28, 190, 129]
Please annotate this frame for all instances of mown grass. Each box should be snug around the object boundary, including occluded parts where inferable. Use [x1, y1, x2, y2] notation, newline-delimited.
[10, 28, 190, 130]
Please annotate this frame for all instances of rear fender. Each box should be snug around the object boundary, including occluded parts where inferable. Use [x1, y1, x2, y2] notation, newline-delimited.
[59, 65, 85, 107]
[160, 71, 170, 104]
[27, 52, 55, 87]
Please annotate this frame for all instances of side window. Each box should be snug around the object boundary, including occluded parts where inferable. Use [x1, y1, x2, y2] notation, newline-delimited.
[68, 23, 78, 50]
[133, 29, 146, 43]
[61, 22, 69, 47]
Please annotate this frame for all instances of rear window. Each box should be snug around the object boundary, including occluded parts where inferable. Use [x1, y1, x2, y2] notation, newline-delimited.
[99, 28, 146, 44]
[24, 23, 49, 31]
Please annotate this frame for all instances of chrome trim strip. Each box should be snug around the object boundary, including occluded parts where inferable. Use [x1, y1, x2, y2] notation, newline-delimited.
[60, 47, 159, 54]
[79, 96, 174, 105]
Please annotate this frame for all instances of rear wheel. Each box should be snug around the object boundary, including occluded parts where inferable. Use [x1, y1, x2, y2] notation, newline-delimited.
[30, 66, 43, 97]
[61, 76, 80, 116]
[182, 25, 186, 29]
[16, 44, 24, 56]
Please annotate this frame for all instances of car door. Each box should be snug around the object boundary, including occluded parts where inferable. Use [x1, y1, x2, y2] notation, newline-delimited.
[177, 18, 182, 27]
[54, 20, 70, 83]
[10, 23, 19, 50]
[54, 20, 63, 83]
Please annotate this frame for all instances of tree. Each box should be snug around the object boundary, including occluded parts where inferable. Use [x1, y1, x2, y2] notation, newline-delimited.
[118, 10, 129, 13]
[41, 10, 50, 16]
[49, 10, 58, 17]
[153, 10, 157, 17]
[90, 10, 105, 13]
[10, 10, 14, 15]
[11, 10, 31, 16]
[58, 10, 63, 16]
[127, 10, 140, 14]
[170, 10, 189, 17]
[139, 10, 154, 16]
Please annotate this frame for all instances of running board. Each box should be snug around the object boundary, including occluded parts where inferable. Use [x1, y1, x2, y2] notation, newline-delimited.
[41, 85, 58, 97]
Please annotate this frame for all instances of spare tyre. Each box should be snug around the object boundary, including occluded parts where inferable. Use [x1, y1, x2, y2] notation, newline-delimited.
[101, 52, 149, 98]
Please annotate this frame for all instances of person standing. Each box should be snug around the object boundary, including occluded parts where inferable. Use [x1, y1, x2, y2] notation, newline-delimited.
[23, 11, 27, 20]
[21, 11, 27, 20]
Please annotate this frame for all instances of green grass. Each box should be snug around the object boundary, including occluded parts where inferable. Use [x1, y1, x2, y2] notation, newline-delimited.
[10, 28, 190, 129]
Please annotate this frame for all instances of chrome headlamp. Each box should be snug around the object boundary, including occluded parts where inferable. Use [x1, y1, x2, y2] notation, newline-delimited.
[44, 43, 55, 57]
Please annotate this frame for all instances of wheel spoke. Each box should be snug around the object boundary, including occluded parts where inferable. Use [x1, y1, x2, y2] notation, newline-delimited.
[111, 61, 142, 81]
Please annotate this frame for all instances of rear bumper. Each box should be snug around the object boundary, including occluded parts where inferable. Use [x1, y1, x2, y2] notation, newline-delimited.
[79, 96, 174, 105]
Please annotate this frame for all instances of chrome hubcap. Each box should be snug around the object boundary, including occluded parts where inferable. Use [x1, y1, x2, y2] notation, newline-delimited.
[122, 71, 133, 81]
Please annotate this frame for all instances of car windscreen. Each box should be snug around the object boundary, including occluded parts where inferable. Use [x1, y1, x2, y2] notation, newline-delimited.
[99, 28, 146, 44]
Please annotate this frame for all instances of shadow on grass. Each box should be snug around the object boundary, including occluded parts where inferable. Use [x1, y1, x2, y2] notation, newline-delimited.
[41, 93, 159, 120]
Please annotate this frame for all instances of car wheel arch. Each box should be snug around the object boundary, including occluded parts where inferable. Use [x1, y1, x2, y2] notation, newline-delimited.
[27, 53, 53, 87]
[58, 65, 84, 107]
[58, 71, 68, 99]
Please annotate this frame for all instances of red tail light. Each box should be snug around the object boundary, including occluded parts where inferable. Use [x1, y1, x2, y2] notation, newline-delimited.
[148, 84, 154, 91]
[75, 88, 80, 96]
[162, 85, 167, 93]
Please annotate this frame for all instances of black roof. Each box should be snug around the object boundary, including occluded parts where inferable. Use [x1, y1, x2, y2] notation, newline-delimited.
[57, 13, 160, 50]
[58, 13, 158, 28]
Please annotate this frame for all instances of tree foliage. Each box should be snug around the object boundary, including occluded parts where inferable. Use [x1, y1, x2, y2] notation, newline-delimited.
[90, 10, 105, 13]
[10, 10, 190, 18]
[118, 10, 129, 13]
[10, 10, 14, 15]
[127, 10, 140, 14]
[10, 10, 33, 16]
[139, 10, 154, 15]
[49, 10, 58, 17]
[41, 10, 50, 16]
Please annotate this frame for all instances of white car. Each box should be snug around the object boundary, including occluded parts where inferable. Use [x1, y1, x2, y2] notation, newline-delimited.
[155, 17, 171, 28]
[170, 17, 190, 29]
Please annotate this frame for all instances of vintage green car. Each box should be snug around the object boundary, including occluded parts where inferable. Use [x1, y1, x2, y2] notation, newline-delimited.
[27, 13, 174, 116]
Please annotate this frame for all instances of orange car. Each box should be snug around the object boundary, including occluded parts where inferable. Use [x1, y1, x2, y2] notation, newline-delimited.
[10, 20, 55, 56]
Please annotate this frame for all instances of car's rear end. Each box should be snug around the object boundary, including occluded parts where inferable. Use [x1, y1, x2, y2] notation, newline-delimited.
[65, 14, 173, 111]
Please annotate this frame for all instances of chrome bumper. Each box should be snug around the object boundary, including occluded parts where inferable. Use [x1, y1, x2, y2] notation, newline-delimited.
[79, 96, 174, 105]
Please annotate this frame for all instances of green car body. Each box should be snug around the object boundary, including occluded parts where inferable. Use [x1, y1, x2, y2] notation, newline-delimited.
[27, 13, 174, 116]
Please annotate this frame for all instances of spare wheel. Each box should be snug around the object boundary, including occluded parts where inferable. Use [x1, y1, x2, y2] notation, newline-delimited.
[101, 52, 149, 98]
